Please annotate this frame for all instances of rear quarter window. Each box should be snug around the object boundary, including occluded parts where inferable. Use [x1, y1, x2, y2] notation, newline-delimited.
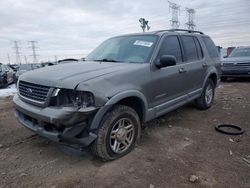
[202, 37, 219, 58]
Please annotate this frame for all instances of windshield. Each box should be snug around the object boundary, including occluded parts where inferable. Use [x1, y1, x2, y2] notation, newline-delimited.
[86, 35, 158, 63]
[229, 47, 250, 57]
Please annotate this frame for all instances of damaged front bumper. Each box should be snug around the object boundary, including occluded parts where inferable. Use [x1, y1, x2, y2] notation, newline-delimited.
[13, 94, 98, 147]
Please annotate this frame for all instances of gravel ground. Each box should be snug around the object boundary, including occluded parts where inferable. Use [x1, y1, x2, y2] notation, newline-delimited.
[0, 79, 250, 188]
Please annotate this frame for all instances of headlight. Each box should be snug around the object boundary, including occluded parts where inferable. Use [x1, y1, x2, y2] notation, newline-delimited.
[72, 91, 94, 108]
[53, 89, 94, 108]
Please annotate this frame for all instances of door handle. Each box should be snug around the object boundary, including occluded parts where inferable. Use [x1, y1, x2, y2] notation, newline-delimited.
[202, 63, 208, 68]
[179, 67, 187, 73]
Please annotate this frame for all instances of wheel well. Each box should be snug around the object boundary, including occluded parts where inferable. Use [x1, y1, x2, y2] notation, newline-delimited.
[208, 73, 217, 86]
[116, 97, 144, 122]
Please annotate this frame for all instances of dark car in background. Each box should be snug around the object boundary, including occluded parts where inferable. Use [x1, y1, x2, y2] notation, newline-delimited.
[221, 46, 250, 80]
[0, 63, 15, 88]
[8, 64, 20, 72]
[15, 64, 42, 83]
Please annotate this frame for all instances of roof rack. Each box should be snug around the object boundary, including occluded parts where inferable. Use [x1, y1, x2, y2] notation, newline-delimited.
[157, 29, 204, 35]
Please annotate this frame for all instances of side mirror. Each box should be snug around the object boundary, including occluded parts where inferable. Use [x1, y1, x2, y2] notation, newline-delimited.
[156, 55, 177, 68]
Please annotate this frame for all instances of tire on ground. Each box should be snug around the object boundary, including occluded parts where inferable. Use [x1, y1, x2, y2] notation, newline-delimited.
[91, 105, 141, 161]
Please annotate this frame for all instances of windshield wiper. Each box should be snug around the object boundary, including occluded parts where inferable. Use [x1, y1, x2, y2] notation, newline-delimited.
[93, 58, 122, 62]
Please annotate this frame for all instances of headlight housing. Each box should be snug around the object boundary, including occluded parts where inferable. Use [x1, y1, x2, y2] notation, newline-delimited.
[52, 89, 95, 108]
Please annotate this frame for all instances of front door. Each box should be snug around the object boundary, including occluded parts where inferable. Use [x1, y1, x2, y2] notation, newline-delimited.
[150, 35, 188, 116]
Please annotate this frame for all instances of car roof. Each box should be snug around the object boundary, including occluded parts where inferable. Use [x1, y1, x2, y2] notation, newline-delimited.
[117, 29, 209, 38]
[234, 46, 250, 49]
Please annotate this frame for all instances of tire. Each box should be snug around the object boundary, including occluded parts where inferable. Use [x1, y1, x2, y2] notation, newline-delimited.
[195, 79, 215, 110]
[1, 78, 8, 88]
[91, 105, 141, 161]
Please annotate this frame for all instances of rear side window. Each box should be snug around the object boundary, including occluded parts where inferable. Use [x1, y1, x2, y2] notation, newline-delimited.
[202, 37, 219, 58]
[158, 35, 182, 63]
[181, 36, 199, 62]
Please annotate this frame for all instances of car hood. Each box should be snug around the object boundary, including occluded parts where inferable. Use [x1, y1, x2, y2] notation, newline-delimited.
[222, 56, 250, 63]
[19, 61, 143, 89]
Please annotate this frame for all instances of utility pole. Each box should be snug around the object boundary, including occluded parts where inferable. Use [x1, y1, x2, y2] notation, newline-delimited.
[7, 54, 11, 64]
[139, 18, 150, 32]
[168, 1, 181, 29]
[186, 8, 196, 30]
[24, 55, 28, 64]
[13, 41, 22, 64]
[29, 41, 39, 63]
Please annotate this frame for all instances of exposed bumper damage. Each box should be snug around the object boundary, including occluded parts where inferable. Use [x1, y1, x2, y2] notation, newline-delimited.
[13, 94, 98, 147]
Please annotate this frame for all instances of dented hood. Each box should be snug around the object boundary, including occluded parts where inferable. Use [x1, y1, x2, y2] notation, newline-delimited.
[19, 61, 136, 89]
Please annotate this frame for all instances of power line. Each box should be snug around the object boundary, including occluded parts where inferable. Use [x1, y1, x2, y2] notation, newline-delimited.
[13, 40, 21, 64]
[168, 1, 181, 29]
[29, 41, 39, 63]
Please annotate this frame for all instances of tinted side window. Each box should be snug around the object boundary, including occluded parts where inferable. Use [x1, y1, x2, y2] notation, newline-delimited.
[158, 36, 182, 63]
[194, 37, 203, 59]
[181, 36, 199, 61]
[202, 37, 219, 58]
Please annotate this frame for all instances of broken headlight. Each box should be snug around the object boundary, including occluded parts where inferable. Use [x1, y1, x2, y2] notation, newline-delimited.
[53, 89, 95, 108]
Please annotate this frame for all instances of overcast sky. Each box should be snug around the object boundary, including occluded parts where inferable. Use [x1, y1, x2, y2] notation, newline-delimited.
[0, 0, 250, 64]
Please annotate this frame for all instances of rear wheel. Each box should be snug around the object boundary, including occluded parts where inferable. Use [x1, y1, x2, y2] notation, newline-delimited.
[91, 105, 140, 161]
[1, 78, 8, 88]
[195, 79, 215, 110]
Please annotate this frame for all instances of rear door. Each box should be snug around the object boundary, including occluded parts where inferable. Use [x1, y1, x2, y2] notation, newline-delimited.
[179, 35, 206, 94]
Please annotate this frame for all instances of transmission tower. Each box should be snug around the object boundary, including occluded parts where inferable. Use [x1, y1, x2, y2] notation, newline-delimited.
[168, 1, 181, 29]
[13, 41, 22, 64]
[186, 8, 196, 30]
[139, 18, 150, 32]
[29, 41, 39, 63]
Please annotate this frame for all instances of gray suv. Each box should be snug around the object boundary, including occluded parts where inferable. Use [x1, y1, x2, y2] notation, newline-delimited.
[13, 29, 221, 160]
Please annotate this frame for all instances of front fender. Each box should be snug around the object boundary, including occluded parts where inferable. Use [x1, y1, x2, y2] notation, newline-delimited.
[89, 90, 148, 130]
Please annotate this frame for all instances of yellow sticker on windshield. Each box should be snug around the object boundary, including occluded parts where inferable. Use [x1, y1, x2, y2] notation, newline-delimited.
[134, 40, 153, 47]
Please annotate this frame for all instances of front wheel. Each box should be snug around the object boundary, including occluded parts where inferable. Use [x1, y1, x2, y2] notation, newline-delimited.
[195, 79, 215, 110]
[91, 105, 140, 161]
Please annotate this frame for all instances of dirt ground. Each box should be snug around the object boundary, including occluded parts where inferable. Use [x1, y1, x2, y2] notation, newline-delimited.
[0, 79, 250, 188]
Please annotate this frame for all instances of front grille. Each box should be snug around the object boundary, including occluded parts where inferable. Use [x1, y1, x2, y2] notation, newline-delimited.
[224, 62, 250, 67]
[18, 81, 50, 103]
